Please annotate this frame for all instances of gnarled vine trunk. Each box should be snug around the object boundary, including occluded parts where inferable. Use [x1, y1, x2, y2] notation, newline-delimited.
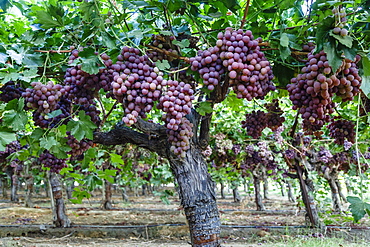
[48, 172, 71, 227]
[286, 180, 296, 203]
[102, 179, 113, 210]
[253, 175, 265, 211]
[169, 148, 221, 246]
[1, 176, 8, 198]
[94, 115, 222, 246]
[296, 164, 321, 227]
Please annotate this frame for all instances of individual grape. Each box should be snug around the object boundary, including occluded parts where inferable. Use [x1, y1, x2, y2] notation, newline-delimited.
[241, 110, 268, 139]
[38, 151, 67, 173]
[328, 118, 355, 145]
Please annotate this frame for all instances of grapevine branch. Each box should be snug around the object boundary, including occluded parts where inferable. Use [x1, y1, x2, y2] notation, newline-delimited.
[240, 0, 251, 29]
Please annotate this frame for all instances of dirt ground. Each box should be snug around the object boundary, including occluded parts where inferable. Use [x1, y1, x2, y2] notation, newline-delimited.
[0, 188, 369, 246]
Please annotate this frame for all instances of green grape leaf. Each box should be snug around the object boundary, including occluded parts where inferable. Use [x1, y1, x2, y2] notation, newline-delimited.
[0, 52, 8, 64]
[156, 60, 171, 70]
[340, 46, 357, 61]
[35, 10, 63, 29]
[329, 32, 353, 48]
[2, 110, 27, 131]
[279, 46, 291, 61]
[360, 54, 370, 98]
[197, 101, 213, 116]
[7, 50, 23, 64]
[316, 17, 334, 52]
[19, 67, 39, 82]
[110, 153, 124, 165]
[47, 109, 63, 118]
[101, 32, 116, 49]
[67, 111, 97, 141]
[0, 129, 16, 152]
[172, 39, 190, 49]
[40, 136, 58, 150]
[280, 33, 289, 47]
[218, 0, 240, 14]
[324, 41, 343, 73]
[225, 93, 243, 111]
[3, 99, 27, 131]
[347, 196, 370, 223]
[77, 47, 101, 75]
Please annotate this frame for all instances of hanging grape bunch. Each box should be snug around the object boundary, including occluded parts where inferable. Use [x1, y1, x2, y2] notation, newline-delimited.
[111, 46, 163, 126]
[22, 81, 69, 128]
[147, 34, 179, 62]
[265, 99, 285, 131]
[38, 151, 67, 173]
[63, 49, 102, 124]
[327, 118, 355, 145]
[332, 6, 348, 37]
[190, 27, 275, 98]
[0, 81, 25, 103]
[287, 6, 362, 134]
[66, 132, 94, 160]
[241, 110, 268, 139]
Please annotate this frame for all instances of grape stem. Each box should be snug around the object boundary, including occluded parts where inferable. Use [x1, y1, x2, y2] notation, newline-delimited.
[34, 50, 72, 53]
[288, 111, 300, 138]
[240, 0, 251, 29]
[100, 101, 118, 129]
[146, 45, 190, 62]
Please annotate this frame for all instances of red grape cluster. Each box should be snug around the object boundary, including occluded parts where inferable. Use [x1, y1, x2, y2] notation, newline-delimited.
[214, 133, 233, 155]
[168, 118, 194, 158]
[190, 47, 224, 91]
[284, 149, 296, 160]
[23, 81, 64, 114]
[133, 163, 152, 181]
[327, 118, 355, 145]
[0, 81, 25, 103]
[265, 99, 285, 131]
[64, 50, 102, 124]
[332, 6, 348, 36]
[0, 141, 22, 164]
[239, 142, 278, 176]
[38, 151, 67, 173]
[241, 110, 268, 139]
[22, 81, 68, 127]
[190, 27, 275, 99]
[158, 79, 194, 130]
[287, 49, 361, 133]
[317, 146, 333, 163]
[66, 132, 93, 159]
[111, 46, 163, 126]
[147, 34, 178, 62]
[32, 96, 72, 128]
